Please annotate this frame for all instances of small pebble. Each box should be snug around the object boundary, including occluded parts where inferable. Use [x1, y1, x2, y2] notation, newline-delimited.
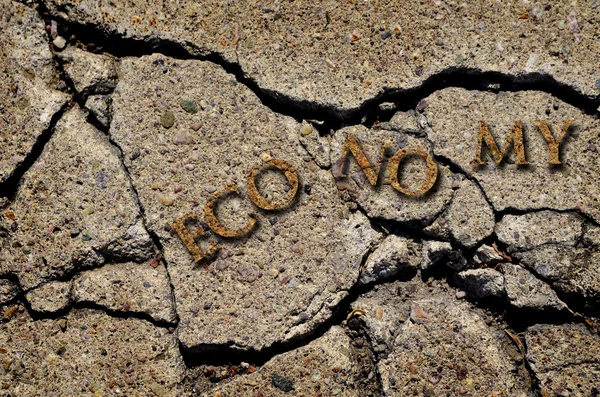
[160, 111, 175, 129]
[456, 291, 466, 299]
[130, 147, 141, 160]
[190, 122, 202, 131]
[180, 99, 199, 114]
[52, 36, 66, 49]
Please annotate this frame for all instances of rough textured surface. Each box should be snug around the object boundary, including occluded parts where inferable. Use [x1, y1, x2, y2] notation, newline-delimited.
[525, 324, 600, 396]
[42, 0, 600, 114]
[26, 280, 71, 313]
[424, 88, 600, 222]
[111, 54, 380, 351]
[72, 261, 177, 323]
[496, 211, 584, 251]
[353, 281, 530, 396]
[0, 0, 68, 185]
[0, 108, 143, 290]
[0, 309, 185, 396]
[3, 1, 600, 394]
[205, 327, 360, 396]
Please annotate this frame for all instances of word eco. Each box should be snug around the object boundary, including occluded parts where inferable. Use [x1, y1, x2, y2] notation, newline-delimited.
[173, 120, 574, 263]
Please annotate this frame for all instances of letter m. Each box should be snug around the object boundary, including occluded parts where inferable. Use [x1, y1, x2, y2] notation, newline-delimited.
[473, 120, 530, 165]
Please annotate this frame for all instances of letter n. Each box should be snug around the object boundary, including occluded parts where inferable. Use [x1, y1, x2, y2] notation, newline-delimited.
[336, 133, 386, 185]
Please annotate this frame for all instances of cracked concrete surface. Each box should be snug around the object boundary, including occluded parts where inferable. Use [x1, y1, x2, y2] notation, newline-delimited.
[1, 0, 600, 395]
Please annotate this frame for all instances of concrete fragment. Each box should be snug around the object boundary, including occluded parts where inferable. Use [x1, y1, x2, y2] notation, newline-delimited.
[25, 280, 71, 313]
[525, 324, 600, 396]
[206, 327, 358, 396]
[59, 47, 118, 94]
[354, 282, 529, 396]
[421, 240, 452, 270]
[516, 245, 600, 312]
[0, 0, 69, 184]
[456, 268, 505, 300]
[472, 244, 504, 266]
[72, 261, 177, 323]
[0, 309, 185, 396]
[43, 1, 600, 113]
[425, 178, 494, 248]
[496, 211, 584, 251]
[0, 108, 142, 290]
[111, 54, 381, 351]
[359, 234, 420, 285]
[503, 263, 569, 313]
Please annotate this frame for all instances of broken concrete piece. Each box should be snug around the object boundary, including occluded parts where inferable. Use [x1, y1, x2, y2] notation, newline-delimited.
[111, 54, 380, 351]
[0, 108, 142, 290]
[425, 177, 494, 248]
[420, 240, 452, 270]
[456, 268, 505, 300]
[496, 211, 584, 251]
[72, 261, 177, 323]
[354, 281, 529, 396]
[59, 47, 118, 95]
[206, 327, 359, 396]
[503, 263, 569, 313]
[43, 1, 600, 114]
[359, 234, 420, 285]
[25, 280, 71, 313]
[0, 0, 69, 185]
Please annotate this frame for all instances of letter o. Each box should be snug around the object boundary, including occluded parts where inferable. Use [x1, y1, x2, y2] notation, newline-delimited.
[388, 149, 438, 196]
[247, 159, 299, 210]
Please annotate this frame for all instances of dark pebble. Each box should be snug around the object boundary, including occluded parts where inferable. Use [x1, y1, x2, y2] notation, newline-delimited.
[416, 99, 428, 112]
[204, 302, 213, 310]
[100, 348, 107, 356]
[595, 79, 600, 91]
[130, 147, 141, 160]
[304, 184, 312, 195]
[271, 374, 294, 392]
[180, 99, 199, 114]
[381, 31, 392, 40]
[10, 222, 17, 232]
